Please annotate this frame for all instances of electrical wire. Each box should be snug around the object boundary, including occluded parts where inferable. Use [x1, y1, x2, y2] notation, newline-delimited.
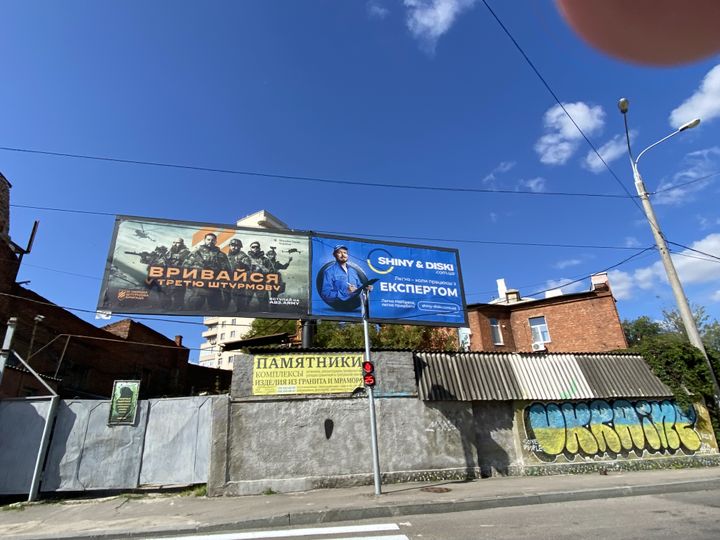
[667, 241, 720, 263]
[652, 171, 720, 194]
[669, 251, 720, 265]
[317, 229, 641, 251]
[479, 0, 642, 211]
[0, 291, 254, 330]
[523, 246, 656, 299]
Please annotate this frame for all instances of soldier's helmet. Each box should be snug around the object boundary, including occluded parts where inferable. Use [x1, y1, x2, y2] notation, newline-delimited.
[229, 238, 243, 248]
[173, 238, 185, 246]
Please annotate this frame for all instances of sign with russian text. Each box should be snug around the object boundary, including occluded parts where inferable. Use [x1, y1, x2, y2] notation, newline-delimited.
[252, 353, 364, 395]
[98, 216, 309, 318]
[310, 235, 467, 326]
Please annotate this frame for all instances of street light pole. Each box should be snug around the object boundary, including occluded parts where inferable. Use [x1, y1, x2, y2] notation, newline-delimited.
[618, 98, 720, 407]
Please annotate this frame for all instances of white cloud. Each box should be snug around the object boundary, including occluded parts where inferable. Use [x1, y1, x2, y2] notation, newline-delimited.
[367, 1, 390, 19]
[624, 236, 642, 248]
[698, 215, 720, 230]
[583, 132, 634, 173]
[482, 160, 516, 188]
[669, 64, 720, 129]
[712, 290, 720, 303]
[607, 233, 720, 300]
[607, 270, 634, 300]
[403, 0, 477, 53]
[554, 258, 582, 270]
[654, 146, 720, 205]
[545, 278, 585, 295]
[535, 102, 605, 165]
[489, 212, 498, 223]
[518, 177, 546, 193]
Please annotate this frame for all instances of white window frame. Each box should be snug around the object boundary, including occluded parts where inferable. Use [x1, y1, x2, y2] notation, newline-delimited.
[490, 318, 504, 345]
[529, 316, 551, 344]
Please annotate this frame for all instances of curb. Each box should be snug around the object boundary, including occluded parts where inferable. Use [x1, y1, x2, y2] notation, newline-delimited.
[26, 478, 720, 540]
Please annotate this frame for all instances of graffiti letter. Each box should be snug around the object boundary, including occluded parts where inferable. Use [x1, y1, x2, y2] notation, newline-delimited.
[589, 400, 621, 453]
[612, 400, 644, 451]
[562, 403, 598, 455]
[674, 404, 702, 452]
[635, 401, 662, 451]
[527, 403, 566, 455]
[649, 400, 679, 450]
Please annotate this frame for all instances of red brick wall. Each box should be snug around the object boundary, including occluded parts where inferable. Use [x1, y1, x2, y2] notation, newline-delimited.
[467, 289, 627, 353]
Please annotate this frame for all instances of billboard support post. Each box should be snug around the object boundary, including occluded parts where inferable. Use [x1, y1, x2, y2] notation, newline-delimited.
[361, 289, 382, 496]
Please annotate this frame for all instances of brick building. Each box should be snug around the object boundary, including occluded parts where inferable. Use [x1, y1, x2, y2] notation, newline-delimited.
[0, 172, 230, 398]
[466, 273, 627, 353]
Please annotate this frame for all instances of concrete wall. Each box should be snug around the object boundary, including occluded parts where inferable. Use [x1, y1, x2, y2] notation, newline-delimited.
[209, 350, 719, 496]
[0, 396, 214, 495]
[210, 351, 522, 496]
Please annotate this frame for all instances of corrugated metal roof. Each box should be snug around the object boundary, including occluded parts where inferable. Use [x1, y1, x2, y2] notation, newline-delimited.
[415, 352, 672, 401]
[576, 354, 672, 398]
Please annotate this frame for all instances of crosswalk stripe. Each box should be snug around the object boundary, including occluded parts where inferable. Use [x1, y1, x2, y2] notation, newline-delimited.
[345, 536, 409, 540]
[145, 522, 402, 540]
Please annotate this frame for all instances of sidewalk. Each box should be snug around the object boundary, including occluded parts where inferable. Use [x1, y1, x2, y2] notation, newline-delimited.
[3, 467, 720, 540]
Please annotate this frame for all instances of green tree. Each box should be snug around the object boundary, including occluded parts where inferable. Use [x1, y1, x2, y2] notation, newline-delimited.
[622, 316, 663, 347]
[243, 318, 297, 339]
[244, 318, 457, 350]
[661, 304, 710, 339]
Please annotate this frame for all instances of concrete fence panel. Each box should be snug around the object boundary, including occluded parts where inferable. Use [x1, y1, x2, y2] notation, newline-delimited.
[0, 399, 51, 495]
[139, 396, 212, 486]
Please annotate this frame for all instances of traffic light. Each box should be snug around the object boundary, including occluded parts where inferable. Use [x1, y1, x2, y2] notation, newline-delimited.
[362, 360, 376, 387]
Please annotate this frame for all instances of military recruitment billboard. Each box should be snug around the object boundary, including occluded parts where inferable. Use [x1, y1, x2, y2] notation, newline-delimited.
[97, 216, 309, 318]
[98, 216, 467, 326]
[309, 235, 467, 326]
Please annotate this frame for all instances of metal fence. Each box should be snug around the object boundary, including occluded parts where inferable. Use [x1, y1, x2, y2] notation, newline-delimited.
[0, 396, 214, 496]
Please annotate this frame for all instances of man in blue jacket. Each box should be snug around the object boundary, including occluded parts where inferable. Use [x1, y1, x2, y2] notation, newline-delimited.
[320, 244, 363, 308]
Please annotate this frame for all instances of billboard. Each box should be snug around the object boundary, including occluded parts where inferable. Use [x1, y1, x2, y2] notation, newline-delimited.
[98, 216, 309, 318]
[252, 353, 363, 395]
[310, 235, 467, 326]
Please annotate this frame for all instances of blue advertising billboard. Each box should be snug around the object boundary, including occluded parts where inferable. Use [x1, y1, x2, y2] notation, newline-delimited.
[310, 235, 467, 326]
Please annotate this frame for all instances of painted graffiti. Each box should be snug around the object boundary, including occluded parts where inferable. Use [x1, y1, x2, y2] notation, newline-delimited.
[525, 399, 702, 459]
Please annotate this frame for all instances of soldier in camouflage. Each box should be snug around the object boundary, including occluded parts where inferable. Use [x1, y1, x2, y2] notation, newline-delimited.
[183, 233, 231, 312]
[247, 241, 272, 311]
[161, 238, 191, 310]
[227, 238, 251, 311]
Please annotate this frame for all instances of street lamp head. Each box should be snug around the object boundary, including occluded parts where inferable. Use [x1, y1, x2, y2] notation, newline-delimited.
[679, 118, 701, 131]
[618, 98, 630, 114]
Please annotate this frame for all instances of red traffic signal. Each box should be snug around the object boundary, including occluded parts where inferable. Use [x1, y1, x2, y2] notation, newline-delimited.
[362, 361, 376, 387]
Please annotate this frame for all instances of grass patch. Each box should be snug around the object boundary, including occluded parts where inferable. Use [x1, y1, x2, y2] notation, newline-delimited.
[180, 484, 207, 497]
[262, 488, 277, 496]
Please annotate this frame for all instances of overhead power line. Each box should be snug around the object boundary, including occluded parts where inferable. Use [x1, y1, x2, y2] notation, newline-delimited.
[479, 0, 642, 211]
[653, 171, 720, 194]
[667, 240, 720, 263]
[0, 145, 629, 199]
[523, 246, 656, 299]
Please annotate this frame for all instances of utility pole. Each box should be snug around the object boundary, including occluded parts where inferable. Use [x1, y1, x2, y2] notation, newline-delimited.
[619, 98, 720, 408]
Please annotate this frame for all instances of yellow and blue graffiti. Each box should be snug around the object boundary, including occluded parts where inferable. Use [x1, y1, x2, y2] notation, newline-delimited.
[525, 399, 701, 459]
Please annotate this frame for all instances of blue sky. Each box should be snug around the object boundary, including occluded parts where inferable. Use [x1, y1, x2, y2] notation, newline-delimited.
[2, 1, 720, 361]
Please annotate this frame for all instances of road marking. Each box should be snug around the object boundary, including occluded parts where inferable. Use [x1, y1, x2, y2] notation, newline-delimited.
[146, 522, 402, 540]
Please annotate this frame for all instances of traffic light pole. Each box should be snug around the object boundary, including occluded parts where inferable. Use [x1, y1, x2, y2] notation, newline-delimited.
[361, 289, 382, 496]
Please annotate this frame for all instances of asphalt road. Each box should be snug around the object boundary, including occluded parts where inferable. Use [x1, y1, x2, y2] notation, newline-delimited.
[153, 489, 720, 540]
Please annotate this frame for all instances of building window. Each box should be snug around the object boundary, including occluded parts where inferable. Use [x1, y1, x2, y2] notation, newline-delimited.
[529, 316, 551, 343]
[220, 333, 225, 340]
[230, 330, 236, 338]
[490, 318, 503, 345]
[209, 338, 216, 345]
[231, 318, 236, 325]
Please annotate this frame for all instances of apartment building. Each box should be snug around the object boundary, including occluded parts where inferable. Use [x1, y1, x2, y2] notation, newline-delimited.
[197, 210, 288, 369]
